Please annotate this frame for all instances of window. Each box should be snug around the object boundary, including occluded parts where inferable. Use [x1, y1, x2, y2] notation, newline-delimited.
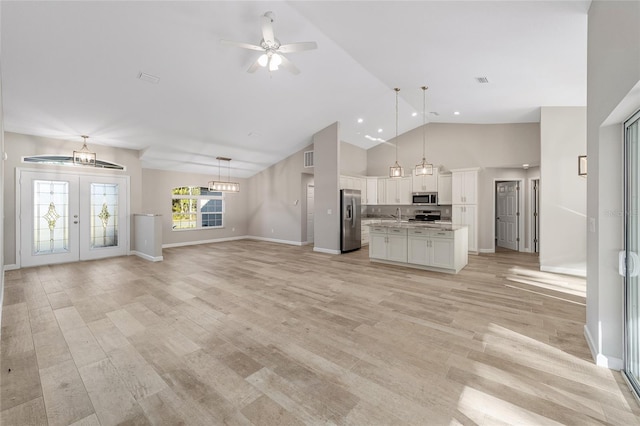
[171, 186, 223, 230]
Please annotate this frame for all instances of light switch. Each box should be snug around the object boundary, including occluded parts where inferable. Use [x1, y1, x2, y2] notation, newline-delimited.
[327, 209, 332, 215]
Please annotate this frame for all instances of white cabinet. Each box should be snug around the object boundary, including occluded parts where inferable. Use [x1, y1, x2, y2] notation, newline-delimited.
[377, 179, 386, 204]
[437, 174, 452, 205]
[412, 168, 439, 192]
[452, 204, 477, 253]
[407, 229, 455, 269]
[365, 178, 378, 205]
[369, 226, 407, 262]
[361, 219, 377, 246]
[452, 170, 477, 205]
[340, 175, 366, 192]
[384, 177, 412, 204]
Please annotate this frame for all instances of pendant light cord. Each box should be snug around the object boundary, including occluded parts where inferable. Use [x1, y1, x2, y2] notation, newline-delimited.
[422, 86, 427, 160]
[394, 87, 400, 162]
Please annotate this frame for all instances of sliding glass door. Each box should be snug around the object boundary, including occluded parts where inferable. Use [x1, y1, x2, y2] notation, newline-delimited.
[624, 109, 640, 396]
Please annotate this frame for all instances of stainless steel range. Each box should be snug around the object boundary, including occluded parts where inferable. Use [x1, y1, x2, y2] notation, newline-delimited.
[408, 210, 441, 222]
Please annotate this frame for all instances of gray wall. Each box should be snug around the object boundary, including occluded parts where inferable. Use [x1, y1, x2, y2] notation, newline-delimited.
[3, 132, 143, 265]
[246, 144, 313, 244]
[0, 15, 5, 312]
[141, 168, 249, 246]
[540, 107, 587, 275]
[313, 122, 340, 253]
[340, 141, 367, 175]
[367, 122, 540, 251]
[586, 0, 640, 369]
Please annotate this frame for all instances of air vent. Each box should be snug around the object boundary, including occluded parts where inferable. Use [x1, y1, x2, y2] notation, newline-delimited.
[137, 72, 160, 84]
[475, 76, 489, 84]
[429, 111, 440, 116]
[304, 151, 314, 168]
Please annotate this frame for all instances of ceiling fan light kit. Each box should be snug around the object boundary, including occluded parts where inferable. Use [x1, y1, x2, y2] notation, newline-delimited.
[221, 11, 317, 75]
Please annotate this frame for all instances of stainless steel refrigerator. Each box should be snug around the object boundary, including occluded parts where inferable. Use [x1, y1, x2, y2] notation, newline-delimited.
[340, 189, 361, 253]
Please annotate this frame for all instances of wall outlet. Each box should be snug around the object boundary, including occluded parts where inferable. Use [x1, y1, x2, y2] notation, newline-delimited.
[445, 208, 450, 214]
[232, 227, 235, 232]
[271, 228, 274, 233]
[327, 209, 332, 215]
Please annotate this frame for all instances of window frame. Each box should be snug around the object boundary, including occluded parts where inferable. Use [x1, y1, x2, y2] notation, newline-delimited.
[171, 186, 224, 231]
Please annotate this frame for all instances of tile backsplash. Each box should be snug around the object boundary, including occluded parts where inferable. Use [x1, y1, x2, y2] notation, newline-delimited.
[362, 204, 452, 220]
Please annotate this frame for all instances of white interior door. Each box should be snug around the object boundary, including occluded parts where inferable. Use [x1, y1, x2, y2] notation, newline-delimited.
[496, 181, 519, 251]
[306, 184, 314, 243]
[19, 170, 128, 267]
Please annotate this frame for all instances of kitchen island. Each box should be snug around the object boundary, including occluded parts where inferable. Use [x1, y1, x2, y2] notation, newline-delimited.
[368, 222, 468, 273]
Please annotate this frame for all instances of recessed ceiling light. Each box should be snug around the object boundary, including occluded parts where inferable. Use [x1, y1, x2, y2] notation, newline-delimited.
[357, 118, 364, 123]
[453, 111, 460, 115]
[378, 128, 383, 133]
[137, 71, 160, 84]
[412, 112, 418, 117]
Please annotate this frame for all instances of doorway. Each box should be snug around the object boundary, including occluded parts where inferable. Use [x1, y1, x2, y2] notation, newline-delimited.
[532, 179, 540, 253]
[623, 109, 640, 398]
[18, 170, 129, 267]
[306, 183, 314, 243]
[495, 181, 520, 251]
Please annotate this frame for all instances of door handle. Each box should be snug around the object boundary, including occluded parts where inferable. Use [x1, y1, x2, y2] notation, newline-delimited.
[619, 251, 640, 277]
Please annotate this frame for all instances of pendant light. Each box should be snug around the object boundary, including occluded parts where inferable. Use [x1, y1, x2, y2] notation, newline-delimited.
[389, 87, 403, 178]
[208, 157, 240, 193]
[415, 86, 433, 176]
[73, 135, 96, 166]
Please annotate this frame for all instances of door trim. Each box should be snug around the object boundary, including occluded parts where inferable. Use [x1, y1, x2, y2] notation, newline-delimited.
[490, 178, 525, 253]
[16, 167, 130, 268]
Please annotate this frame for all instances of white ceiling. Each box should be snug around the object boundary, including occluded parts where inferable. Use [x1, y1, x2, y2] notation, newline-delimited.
[1, 1, 589, 178]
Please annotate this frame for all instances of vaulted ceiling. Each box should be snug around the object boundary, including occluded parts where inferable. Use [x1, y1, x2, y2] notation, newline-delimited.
[1, 1, 589, 178]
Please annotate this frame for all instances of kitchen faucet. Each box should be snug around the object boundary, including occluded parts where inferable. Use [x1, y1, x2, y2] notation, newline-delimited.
[396, 207, 401, 223]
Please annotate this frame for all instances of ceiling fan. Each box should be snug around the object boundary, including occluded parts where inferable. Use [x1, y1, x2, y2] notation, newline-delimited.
[221, 11, 317, 75]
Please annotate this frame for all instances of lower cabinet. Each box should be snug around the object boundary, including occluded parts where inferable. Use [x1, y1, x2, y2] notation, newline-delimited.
[407, 230, 455, 269]
[369, 227, 407, 262]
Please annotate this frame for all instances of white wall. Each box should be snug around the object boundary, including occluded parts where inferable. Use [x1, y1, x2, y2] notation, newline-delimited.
[540, 107, 587, 276]
[246, 144, 312, 244]
[586, 0, 640, 369]
[340, 141, 367, 176]
[141, 168, 249, 247]
[3, 132, 143, 266]
[0, 7, 5, 316]
[313, 122, 340, 254]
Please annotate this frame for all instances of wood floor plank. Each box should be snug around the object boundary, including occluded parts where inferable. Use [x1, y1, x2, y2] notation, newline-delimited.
[39, 359, 95, 426]
[2, 241, 640, 425]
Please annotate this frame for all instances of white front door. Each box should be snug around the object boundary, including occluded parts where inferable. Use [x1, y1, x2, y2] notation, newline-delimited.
[496, 181, 519, 251]
[19, 170, 128, 267]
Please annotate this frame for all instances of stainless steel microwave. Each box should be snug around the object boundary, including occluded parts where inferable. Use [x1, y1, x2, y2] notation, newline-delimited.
[412, 192, 438, 205]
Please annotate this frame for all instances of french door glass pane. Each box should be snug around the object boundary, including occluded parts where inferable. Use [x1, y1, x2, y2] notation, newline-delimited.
[627, 116, 640, 388]
[33, 180, 69, 254]
[90, 183, 119, 248]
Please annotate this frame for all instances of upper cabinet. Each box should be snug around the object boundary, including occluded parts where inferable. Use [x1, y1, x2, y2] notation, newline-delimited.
[412, 167, 439, 192]
[451, 169, 478, 205]
[437, 174, 452, 205]
[384, 177, 412, 205]
[365, 177, 378, 205]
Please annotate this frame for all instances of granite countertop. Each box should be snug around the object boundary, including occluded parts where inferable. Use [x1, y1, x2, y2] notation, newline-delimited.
[366, 221, 467, 232]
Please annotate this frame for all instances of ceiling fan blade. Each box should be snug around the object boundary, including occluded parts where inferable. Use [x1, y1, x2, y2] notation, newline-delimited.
[279, 54, 300, 75]
[220, 39, 264, 52]
[278, 42, 318, 53]
[247, 59, 261, 73]
[261, 12, 275, 45]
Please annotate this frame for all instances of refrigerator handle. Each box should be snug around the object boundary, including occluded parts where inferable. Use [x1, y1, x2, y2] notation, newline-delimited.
[351, 198, 356, 228]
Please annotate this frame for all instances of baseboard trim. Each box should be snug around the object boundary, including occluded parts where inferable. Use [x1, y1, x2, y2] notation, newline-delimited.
[3, 264, 19, 271]
[313, 247, 341, 255]
[246, 236, 304, 246]
[540, 265, 587, 278]
[163, 235, 248, 248]
[479, 248, 495, 254]
[130, 251, 163, 262]
[584, 325, 624, 370]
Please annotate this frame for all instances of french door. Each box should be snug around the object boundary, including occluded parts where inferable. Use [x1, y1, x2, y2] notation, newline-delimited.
[19, 170, 129, 267]
[624, 109, 640, 397]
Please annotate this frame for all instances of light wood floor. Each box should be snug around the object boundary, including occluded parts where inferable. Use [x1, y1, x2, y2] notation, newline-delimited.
[2, 240, 639, 425]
